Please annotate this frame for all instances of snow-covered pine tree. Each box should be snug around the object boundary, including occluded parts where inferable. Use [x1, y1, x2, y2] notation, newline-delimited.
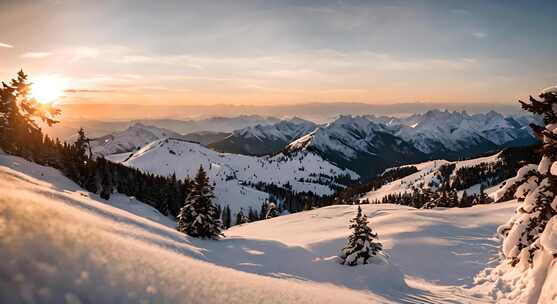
[473, 184, 493, 205]
[177, 166, 223, 239]
[339, 205, 383, 266]
[498, 88, 557, 266]
[265, 202, 280, 219]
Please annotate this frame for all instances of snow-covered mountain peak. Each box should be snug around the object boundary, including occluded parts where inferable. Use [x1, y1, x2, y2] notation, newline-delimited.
[284, 115, 426, 179]
[380, 110, 537, 153]
[90, 123, 184, 156]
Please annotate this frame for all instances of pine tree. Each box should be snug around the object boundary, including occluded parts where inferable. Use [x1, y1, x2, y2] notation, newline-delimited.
[176, 166, 223, 239]
[459, 190, 472, 208]
[98, 158, 113, 200]
[235, 208, 249, 225]
[265, 201, 280, 219]
[11, 70, 60, 127]
[448, 190, 459, 208]
[222, 205, 232, 228]
[4, 71, 59, 159]
[474, 184, 493, 205]
[259, 202, 268, 220]
[499, 89, 557, 266]
[247, 207, 259, 222]
[339, 206, 383, 266]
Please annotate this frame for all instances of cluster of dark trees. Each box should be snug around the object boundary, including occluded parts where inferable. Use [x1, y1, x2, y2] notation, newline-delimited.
[244, 181, 327, 213]
[326, 166, 419, 205]
[367, 185, 493, 209]
[221, 199, 282, 228]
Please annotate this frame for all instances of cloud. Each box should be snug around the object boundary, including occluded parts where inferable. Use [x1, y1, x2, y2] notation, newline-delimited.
[64, 89, 117, 93]
[0, 42, 14, 48]
[69, 47, 100, 63]
[21, 52, 53, 59]
[472, 32, 488, 39]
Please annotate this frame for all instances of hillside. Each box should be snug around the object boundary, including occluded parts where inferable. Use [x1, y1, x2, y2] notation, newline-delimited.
[116, 138, 358, 218]
[356, 145, 541, 205]
[361, 154, 501, 203]
[0, 153, 525, 303]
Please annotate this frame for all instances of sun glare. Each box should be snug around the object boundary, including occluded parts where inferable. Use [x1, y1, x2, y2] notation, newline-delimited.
[30, 76, 66, 104]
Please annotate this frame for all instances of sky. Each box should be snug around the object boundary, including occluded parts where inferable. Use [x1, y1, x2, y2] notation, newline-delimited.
[0, 0, 556, 106]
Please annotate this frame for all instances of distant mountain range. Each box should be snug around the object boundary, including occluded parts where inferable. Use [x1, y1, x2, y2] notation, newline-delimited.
[44, 115, 280, 141]
[90, 109, 540, 181]
[284, 111, 539, 179]
[57, 102, 527, 122]
[367, 110, 538, 155]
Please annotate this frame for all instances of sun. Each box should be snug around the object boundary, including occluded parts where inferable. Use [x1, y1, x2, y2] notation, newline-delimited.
[30, 75, 67, 105]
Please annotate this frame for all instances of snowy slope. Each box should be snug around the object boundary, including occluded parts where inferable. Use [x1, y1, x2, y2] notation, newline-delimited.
[0, 155, 379, 304]
[118, 138, 358, 217]
[228, 202, 516, 301]
[361, 153, 503, 203]
[0, 154, 520, 303]
[89, 122, 185, 156]
[210, 117, 317, 156]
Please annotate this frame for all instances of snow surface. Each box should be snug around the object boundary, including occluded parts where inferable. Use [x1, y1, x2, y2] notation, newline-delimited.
[361, 152, 503, 203]
[117, 138, 358, 218]
[541, 85, 557, 94]
[0, 154, 521, 303]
